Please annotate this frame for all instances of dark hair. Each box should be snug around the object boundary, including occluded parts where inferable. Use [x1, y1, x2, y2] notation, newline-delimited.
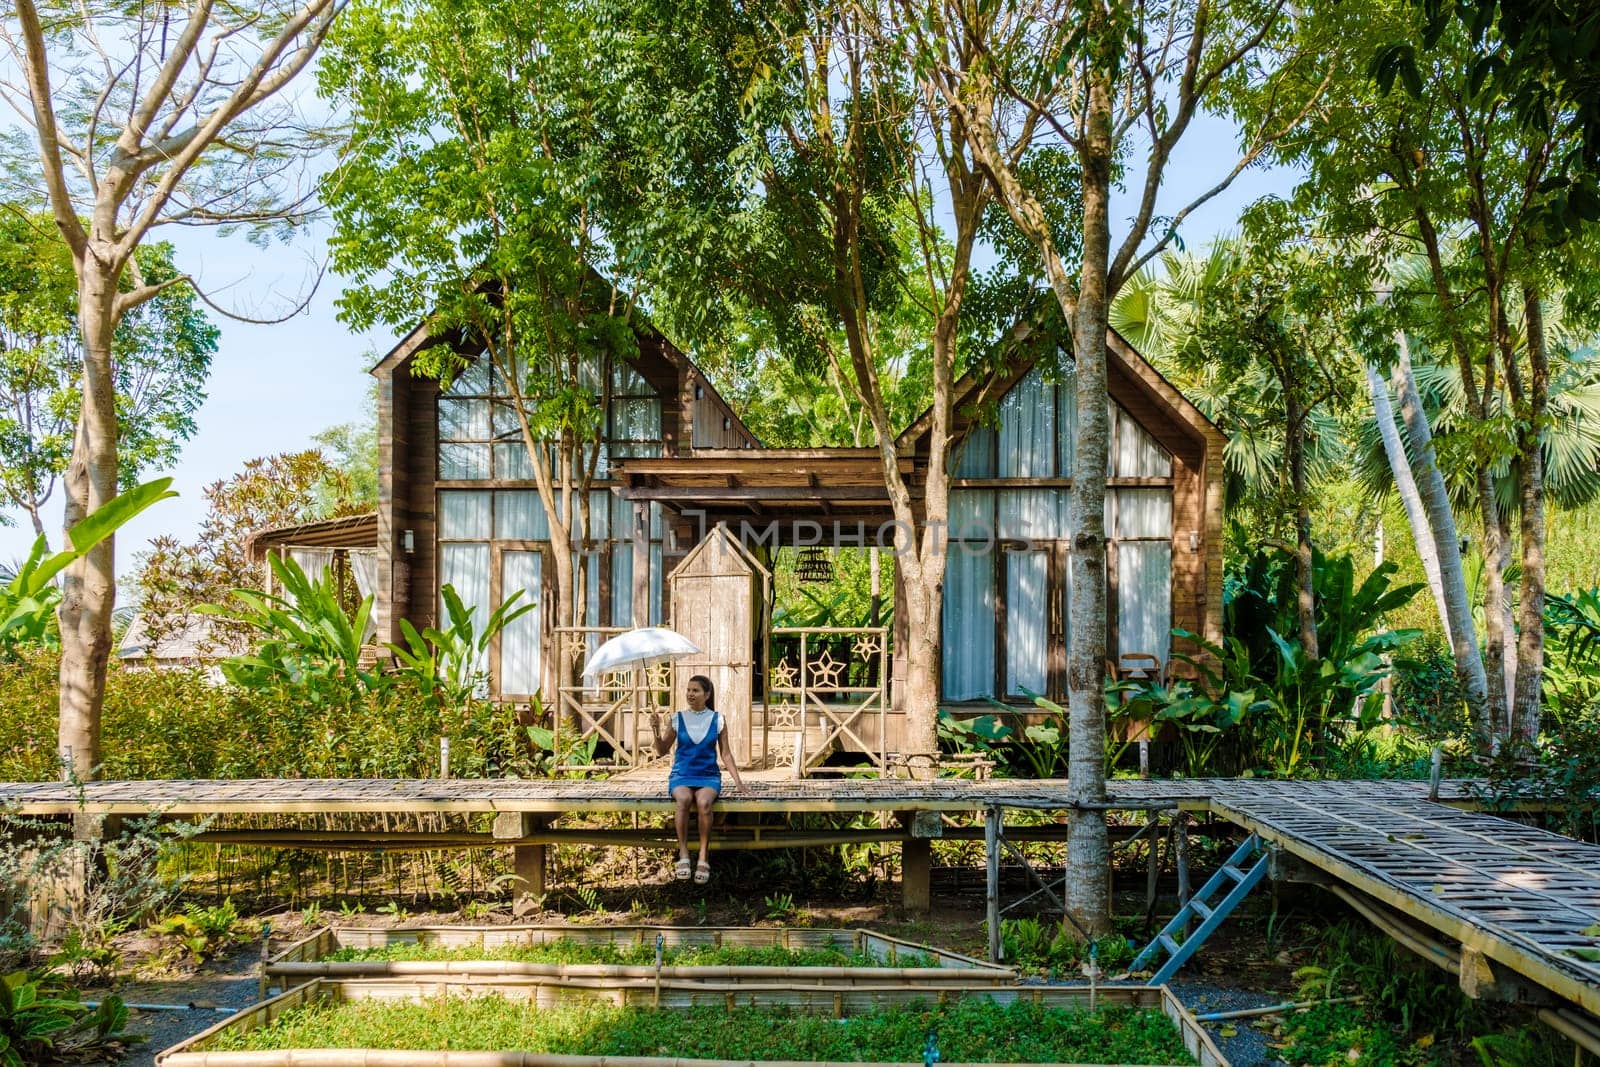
[688, 674, 716, 710]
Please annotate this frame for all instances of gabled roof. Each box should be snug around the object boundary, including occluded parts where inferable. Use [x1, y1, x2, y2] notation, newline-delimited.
[243, 512, 379, 560]
[896, 298, 1225, 452]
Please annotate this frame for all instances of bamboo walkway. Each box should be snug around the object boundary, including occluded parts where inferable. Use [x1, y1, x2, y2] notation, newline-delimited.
[0, 775, 1481, 816]
[1, 775, 1595, 1019]
[1206, 779, 1600, 1018]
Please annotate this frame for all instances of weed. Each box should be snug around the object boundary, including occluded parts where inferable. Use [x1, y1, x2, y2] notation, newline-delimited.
[300, 901, 323, 927]
[375, 901, 410, 922]
[337, 900, 364, 920]
[763, 892, 796, 921]
[148, 898, 239, 962]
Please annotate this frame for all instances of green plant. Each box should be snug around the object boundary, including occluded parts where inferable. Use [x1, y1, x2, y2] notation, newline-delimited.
[1, 479, 175, 660]
[150, 898, 239, 961]
[300, 901, 324, 926]
[762, 892, 796, 921]
[998, 918, 1133, 978]
[375, 901, 411, 922]
[387, 585, 535, 715]
[0, 970, 137, 1066]
[337, 900, 365, 920]
[203, 554, 380, 696]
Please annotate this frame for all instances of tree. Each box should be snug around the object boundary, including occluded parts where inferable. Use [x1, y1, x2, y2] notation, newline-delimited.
[2, 0, 343, 778]
[0, 209, 216, 539]
[321, 0, 679, 649]
[132, 450, 368, 651]
[1276, 0, 1598, 743]
[888, 0, 1319, 934]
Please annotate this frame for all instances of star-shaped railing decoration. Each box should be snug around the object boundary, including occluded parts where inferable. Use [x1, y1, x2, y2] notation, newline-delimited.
[853, 633, 884, 661]
[769, 660, 798, 691]
[768, 702, 800, 730]
[808, 651, 844, 690]
[644, 662, 672, 691]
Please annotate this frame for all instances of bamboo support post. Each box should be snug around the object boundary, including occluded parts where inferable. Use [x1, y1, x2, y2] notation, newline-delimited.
[1174, 814, 1191, 938]
[984, 805, 1002, 963]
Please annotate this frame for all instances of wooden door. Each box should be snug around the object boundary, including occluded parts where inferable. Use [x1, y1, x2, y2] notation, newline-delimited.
[668, 527, 765, 767]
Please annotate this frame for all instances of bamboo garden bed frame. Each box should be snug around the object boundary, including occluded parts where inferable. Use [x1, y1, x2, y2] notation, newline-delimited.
[266, 925, 1007, 993]
[158, 975, 1226, 1067]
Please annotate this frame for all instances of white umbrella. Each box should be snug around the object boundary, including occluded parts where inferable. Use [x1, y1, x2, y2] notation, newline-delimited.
[582, 626, 701, 680]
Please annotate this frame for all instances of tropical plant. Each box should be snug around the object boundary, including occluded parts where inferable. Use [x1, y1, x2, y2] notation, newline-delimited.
[387, 585, 535, 713]
[0, 970, 135, 1066]
[202, 554, 379, 697]
[0, 479, 175, 660]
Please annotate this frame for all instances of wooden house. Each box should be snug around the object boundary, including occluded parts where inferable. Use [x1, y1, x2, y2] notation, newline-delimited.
[331, 310, 1225, 765]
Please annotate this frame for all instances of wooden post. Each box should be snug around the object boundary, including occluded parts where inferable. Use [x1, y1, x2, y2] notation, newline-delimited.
[1175, 813, 1192, 937]
[985, 805, 1002, 963]
[493, 813, 550, 903]
[1144, 811, 1161, 921]
[898, 810, 939, 912]
[632, 503, 650, 627]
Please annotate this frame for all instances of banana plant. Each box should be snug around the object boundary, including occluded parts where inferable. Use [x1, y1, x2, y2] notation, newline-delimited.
[1, 479, 176, 657]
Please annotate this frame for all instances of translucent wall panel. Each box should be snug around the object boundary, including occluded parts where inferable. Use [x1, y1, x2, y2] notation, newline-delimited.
[1114, 406, 1173, 477]
[650, 544, 663, 625]
[611, 398, 662, 442]
[952, 428, 996, 478]
[611, 544, 634, 627]
[1057, 362, 1078, 466]
[441, 357, 491, 397]
[439, 491, 491, 539]
[942, 551, 996, 699]
[494, 491, 548, 540]
[494, 442, 534, 480]
[998, 489, 1063, 541]
[439, 398, 489, 441]
[614, 359, 650, 393]
[1004, 550, 1049, 697]
[1118, 541, 1172, 666]
[1115, 489, 1173, 539]
[440, 544, 491, 681]
[492, 401, 524, 438]
[999, 368, 1057, 477]
[499, 550, 542, 697]
[949, 490, 995, 541]
[439, 443, 490, 480]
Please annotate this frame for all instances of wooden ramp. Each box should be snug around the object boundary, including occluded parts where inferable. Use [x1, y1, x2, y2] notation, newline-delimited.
[1208, 780, 1600, 1018]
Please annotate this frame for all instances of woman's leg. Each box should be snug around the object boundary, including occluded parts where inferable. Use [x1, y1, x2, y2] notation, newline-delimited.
[672, 786, 694, 862]
[693, 787, 718, 867]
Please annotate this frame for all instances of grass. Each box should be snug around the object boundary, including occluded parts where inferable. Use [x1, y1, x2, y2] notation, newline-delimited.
[322, 940, 933, 968]
[210, 996, 1196, 1064]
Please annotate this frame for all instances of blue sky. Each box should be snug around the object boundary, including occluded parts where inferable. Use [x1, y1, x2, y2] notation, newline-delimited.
[0, 111, 1298, 577]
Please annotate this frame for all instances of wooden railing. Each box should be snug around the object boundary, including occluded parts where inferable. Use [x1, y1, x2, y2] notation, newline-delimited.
[549, 626, 671, 774]
[762, 626, 890, 775]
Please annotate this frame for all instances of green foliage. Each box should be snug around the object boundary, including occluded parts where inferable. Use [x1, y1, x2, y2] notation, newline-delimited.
[0, 648, 539, 781]
[386, 584, 535, 714]
[0, 479, 176, 659]
[0, 971, 136, 1067]
[149, 898, 240, 961]
[204, 553, 378, 697]
[1115, 547, 1421, 777]
[212, 996, 1193, 1064]
[325, 940, 883, 968]
[0, 209, 215, 530]
[998, 919, 1134, 978]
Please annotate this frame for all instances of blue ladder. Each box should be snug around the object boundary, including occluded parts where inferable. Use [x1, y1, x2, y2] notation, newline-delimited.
[1133, 833, 1269, 985]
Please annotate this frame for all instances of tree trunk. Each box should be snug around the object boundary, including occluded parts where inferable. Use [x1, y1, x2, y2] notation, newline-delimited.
[1064, 59, 1115, 940]
[57, 260, 121, 781]
[1366, 362, 1450, 643]
[1388, 337, 1492, 744]
[1478, 479, 1512, 743]
[1286, 393, 1317, 658]
[897, 554, 941, 769]
[1512, 285, 1548, 742]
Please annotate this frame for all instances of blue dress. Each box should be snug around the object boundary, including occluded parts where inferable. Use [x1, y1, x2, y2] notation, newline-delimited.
[668, 709, 723, 795]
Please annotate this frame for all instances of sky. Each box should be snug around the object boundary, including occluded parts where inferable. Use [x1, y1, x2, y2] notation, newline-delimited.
[0, 111, 1299, 578]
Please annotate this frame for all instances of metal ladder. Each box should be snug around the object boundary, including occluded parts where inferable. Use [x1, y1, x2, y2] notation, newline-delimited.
[1133, 833, 1269, 985]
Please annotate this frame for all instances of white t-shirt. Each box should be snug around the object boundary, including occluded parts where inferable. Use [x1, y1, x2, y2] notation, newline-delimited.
[676, 708, 722, 745]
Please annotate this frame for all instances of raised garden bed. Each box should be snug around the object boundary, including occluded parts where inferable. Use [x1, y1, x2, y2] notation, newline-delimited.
[266, 925, 1011, 991]
[158, 980, 1226, 1066]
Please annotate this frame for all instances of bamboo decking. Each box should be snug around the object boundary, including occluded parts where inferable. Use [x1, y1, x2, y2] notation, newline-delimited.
[0, 775, 1483, 816]
[2, 775, 1595, 1022]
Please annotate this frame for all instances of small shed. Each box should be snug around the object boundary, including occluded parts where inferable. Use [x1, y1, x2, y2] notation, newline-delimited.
[667, 525, 771, 766]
